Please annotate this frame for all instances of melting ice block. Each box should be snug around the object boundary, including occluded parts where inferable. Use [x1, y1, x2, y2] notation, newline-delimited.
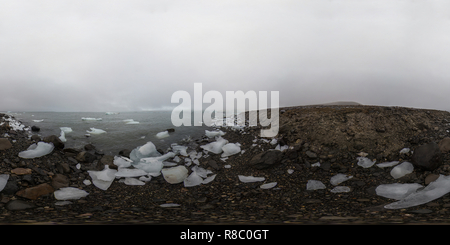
[18, 142, 54, 159]
[130, 141, 161, 162]
[384, 175, 450, 209]
[184, 171, 203, 187]
[205, 130, 225, 138]
[88, 165, 117, 190]
[306, 180, 326, 190]
[330, 174, 353, 186]
[202, 174, 216, 184]
[200, 137, 228, 154]
[86, 128, 106, 134]
[0, 174, 9, 192]
[238, 175, 265, 183]
[390, 162, 414, 179]
[161, 165, 188, 184]
[221, 143, 241, 157]
[376, 183, 423, 200]
[82, 117, 102, 121]
[123, 177, 146, 186]
[126, 120, 140, 124]
[376, 161, 399, 168]
[54, 187, 89, 200]
[113, 156, 133, 169]
[260, 182, 277, 189]
[156, 131, 169, 139]
[60, 127, 72, 133]
[356, 157, 376, 168]
[171, 144, 188, 156]
[331, 186, 351, 193]
[59, 130, 66, 142]
[115, 168, 148, 178]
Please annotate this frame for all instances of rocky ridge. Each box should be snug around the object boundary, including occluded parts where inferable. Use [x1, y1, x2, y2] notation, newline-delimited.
[2, 105, 450, 224]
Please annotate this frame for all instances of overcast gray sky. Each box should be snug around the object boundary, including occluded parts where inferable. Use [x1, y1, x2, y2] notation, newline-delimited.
[2, 0, 450, 112]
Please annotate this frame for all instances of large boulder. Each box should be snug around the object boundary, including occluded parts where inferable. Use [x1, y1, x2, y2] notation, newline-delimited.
[411, 142, 443, 171]
[43, 135, 65, 149]
[0, 138, 12, 150]
[249, 150, 283, 169]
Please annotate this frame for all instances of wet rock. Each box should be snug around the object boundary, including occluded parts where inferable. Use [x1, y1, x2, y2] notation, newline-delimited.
[76, 151, 96, 163]
[100, 155, 116, 169]
[1, 178, 19, 195]
[15, 183, 54, 200]
[118, 149, 131, 158]
[411, 142, 443, 171]
[167, 128, 175, 133]
[51, 174, 70, 190]
[84, 144, 96, 151]
[43, 135, 64, 149]
[30, 134, 41, 142]
[249, 150, 283, 169]
[425, 174, 440, 185]
[5, 200, 36, 210]
[31, 125, 40, 132]
[305, 151, 317, 158]
[438, 137, 450, 153]
[11, 168, 32, 175]
[62, 148, 80, 157]
[56, 162, 71, 174]
[0, 138, 12, 150]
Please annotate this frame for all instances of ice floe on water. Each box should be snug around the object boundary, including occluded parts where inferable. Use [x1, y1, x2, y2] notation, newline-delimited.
[18, 142, 54, 159]
[82, 117, 102, 121]
[86, 128, 106, 134]
[32, 119, 44, 122]
[156, 131, 169, 139]
[205, 130, 225, 138]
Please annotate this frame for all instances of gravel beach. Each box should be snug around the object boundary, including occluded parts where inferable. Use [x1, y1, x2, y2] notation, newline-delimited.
[3, 105, 450, 224]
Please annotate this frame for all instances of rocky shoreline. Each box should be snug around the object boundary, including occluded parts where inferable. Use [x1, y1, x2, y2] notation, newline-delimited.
[3, 105, 450, 224]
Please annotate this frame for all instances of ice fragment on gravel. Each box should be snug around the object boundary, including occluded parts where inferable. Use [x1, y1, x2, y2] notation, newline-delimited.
[287, 169, 294, 174]
[184, 171, 203, 187]
[399, 148, 410, 154]
[390, 162, 414, 179]
[88, 165, 117, 190]
[54, 187, 89, 200]
[330, 174, 353, 186]
[171, 144, 188, 156]
[205, 130, 225, 138]
[356, 157, 376, 168]
[130, 141, 161, 162]
[18, 142, 54, 159]
[124, 177, 145, 186]
[202, 174, 217, 184]
[0, 174, 9, 192]
[330, 186, 351, 193]
[260, 182, 277, 189]
[270, 138, 277, 145]
[221, 143, 241, 157]
[113, 156, 133, 169]
[238, 175, 265, 183]
[86, 128, 106, 134]
[376, 161, 399, 168]
[384, 175, 450, 209]
[156, 131, 169, 139]
[200, 137, 228, 154]
[306, 180, 326, 190]
[115, 168, 148, 178]
[375, 183, 423, 200]
[161, 165, 188, 184]
[160, 203, 180, 207]
[83, 179, 91, 185]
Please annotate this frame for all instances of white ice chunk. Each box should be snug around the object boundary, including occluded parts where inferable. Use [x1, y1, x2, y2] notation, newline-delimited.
[88, 165, 118, 190]
[200, 137, 228, 154]
[115, 168, 148, 178]
[171, 144, 188, 156]
[18, 142, 54, 159]
[184, 171, 203, 187]
[123, 119, 134, 122]
[376, 161, 400, 168]
[202, 174, 217, 184]
[83, 179, 91, 185]
[139, 175, 152, 182]
[32, 119, 44, 122]
[205, 130, 225, 138]
[384, 175, 450, 209]
[357, 157, 376, 168]
[82, 117, 102, 121]
[160, 203, 180, 208]
[126, 121, 140, 124]
[163, 161, 178, 167]
[311, 162, 321, 167]
[224, 165, 231, 168]
[59, 130, 66, 142]
[130, 141, 161, 162]
[221, 143, 241, 157]
[54, 187, 89, 200]
[287, 169, 294, 174]
[0, 174, 9, 192]
[60, 127, 72, 133]
[192, 165, 213, 178]
[260, 182, 277, 189]
[161, 165, 188, 184]
[270, 138, 278, 145]
[376, 183, 423, 200]
[274, 144, 289, 152]
[134, 158, 164, 176]
[390, 162, 414, 179]
[238, 175, 265, 183]
[124, 177, 145, 186]
[86, 127, 106, 134]
[76, 163, 81, 169]
[172, 156, 181, 163]
[399, 148, 410, 154]
[306, 180, 326, 190]
[113, 156, 133, 169]
[156, 131, 169, 139]
[330, 186, 351, 193]
[330, 173, 353, 186]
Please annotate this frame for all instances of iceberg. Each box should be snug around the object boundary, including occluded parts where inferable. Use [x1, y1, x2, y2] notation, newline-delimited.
[390, 162, 414, 179]
[156, 131, 169, 139]
[221, 143, 241, 157]
[205, 130, 225, 138]
[356, 157, 376, 168]
[376, 183, 423, 200]
[115, 168, 148, 178]
[260, 182, 277, 189]
[88, 165, 118, 190]
[330, 186, 351, 193]
[376, 161, 399, 168]
[200, 137, 228, 154]
[54, 187, 89, 200]
[86, 128, 106, 134]
[18, 142, 54, 159]
[82, 117, 102, 121]
[123, 177, 146, 186]
[162, 165, 188, 184]
[330, 173, 353, 186]
[0, 174, 9, 192]
[129, 141, 161, 162]
[306, 180, 326, 190]
[384, 175, 450, 209]
[238, 175, 265, 183]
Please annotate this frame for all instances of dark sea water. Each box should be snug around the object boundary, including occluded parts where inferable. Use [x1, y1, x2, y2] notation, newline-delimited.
[11, 111, 211, 155]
